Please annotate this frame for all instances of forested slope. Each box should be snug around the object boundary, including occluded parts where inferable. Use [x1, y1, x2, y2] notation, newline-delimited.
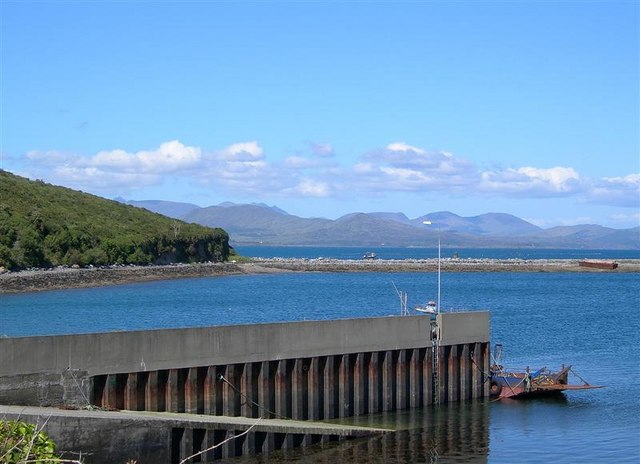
[0, 170, 230, 270]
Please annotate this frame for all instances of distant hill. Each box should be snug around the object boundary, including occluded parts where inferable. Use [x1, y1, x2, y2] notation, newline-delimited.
[409, 211, 542, 236]
[119, 199, 201, 218]
[216, 201, 289, 216]
[128, 199, 640, 249]
[538, 225, 640, 249]
[369, 212, 413, 225]
[0, 171, 231, 270]
[183, 204, 331, 244]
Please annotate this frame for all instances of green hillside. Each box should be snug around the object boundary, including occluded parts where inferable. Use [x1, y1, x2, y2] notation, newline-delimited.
[0, 170, 230, 270]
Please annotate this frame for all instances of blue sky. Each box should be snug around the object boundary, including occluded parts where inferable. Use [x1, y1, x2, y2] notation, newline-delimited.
[2, 0, 638, 228]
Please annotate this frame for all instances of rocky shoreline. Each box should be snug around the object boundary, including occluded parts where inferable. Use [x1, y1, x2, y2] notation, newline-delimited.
[1, 258, 638, 294]
[0, 263, 241, 294]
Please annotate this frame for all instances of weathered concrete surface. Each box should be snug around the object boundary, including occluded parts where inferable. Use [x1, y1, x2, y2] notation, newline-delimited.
[0, 405, 170, 463]
[437, 312, 490, 346]
[0, 405, 390, 464]
[0, 405, 390, 437]
[0, 369, 89, 407]
[0, 317, 434, 377]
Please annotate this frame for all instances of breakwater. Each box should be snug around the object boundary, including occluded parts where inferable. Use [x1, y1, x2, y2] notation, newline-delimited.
[0, 313, 489, 462]
[2, 258, 638, 294]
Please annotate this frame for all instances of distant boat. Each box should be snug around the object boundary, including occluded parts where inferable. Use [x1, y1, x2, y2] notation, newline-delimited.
[579, 260, 618, 270]
[415, 300, 438, 314]
[362, 252, 377, 260]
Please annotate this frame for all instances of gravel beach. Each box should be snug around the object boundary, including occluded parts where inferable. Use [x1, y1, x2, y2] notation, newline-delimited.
[1, 258, 638, 294]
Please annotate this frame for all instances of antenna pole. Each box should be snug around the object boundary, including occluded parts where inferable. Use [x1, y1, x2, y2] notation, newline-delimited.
[437, 235, 441, 313]
[422, 219, 442, 313]
[392, 281, 408, 316]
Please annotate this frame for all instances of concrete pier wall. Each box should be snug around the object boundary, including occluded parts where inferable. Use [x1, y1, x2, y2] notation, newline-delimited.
[0, 316, 433, 377]
[91, 348, 436, 417]
[0, 313, 490, 462]
[0, 314, 490, 409]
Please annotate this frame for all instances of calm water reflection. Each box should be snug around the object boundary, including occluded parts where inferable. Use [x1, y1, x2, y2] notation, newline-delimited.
[233, 400, 490, 463]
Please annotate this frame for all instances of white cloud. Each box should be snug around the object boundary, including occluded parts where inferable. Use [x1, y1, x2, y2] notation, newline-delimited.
[52, 166, 161, 191]
[366, 144, 474, 174]
[603, 173, 640, 185]
[92, 149, 136, 169]
[29, 140, 201, 175]
[284, 156, 322, 169]
[355, 143, 479, 191]
[377, 167, 433, 189]
[609, 211, 640, 225]
[14, 140, 640, 211]
[138, 140, 201, 171]
[91, 140, 201, 173]
[218, 162, 269, 179]
[386, 142, 426, 154]
[353, 162, 375, 174]
[479, 166, 582, 196]
[517, 166, 581, 192]
[196, 142, 283, 195]
[309, 142, 334, 158]
[195, 141, 278, 196]
[218, 141, 264, 161]
[587, 173, 640, 207]
[22, 142, 202, 194]
[294, 179, 331, 197]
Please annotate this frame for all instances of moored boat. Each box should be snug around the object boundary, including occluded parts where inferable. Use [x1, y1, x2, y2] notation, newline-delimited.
[415, 300, 438, 314]
[489, 345, 603, 399]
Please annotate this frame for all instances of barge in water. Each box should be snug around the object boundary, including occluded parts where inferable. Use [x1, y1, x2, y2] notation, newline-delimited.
[488, 345, 603, 399]
[578, 260, 618, 270]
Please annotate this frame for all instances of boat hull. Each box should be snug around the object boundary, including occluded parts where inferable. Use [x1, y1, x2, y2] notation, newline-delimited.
[579, 260, 618, 270]
[489, 366, 602, 399]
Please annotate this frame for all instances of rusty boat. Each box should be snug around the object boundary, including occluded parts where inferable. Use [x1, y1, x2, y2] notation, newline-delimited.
[578, 260, 618, 270]
[488, 345, 603, 399]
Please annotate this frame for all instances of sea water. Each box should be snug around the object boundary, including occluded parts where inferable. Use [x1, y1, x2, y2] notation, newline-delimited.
[234, 245, 640, 260]
[1, 268, 638, 462]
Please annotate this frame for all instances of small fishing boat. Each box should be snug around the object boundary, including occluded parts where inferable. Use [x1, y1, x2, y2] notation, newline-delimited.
[489, 345, 603, 399]
[362, 252, 377, 260]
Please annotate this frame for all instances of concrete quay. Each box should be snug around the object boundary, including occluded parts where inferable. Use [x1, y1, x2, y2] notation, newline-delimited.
[0, 314, 490, 462]
[0, 405, 391, 463]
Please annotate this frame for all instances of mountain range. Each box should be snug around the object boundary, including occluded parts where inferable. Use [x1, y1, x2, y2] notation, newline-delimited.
[122, 200, 639, 250]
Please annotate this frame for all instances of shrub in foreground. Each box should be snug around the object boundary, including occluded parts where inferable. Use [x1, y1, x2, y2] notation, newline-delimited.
[0, 419, 59, 463]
